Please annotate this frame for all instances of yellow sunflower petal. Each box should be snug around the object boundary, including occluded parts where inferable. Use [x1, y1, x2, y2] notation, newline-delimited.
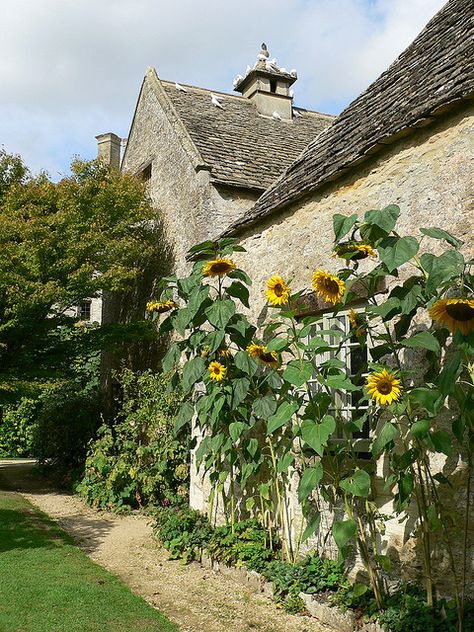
[366, 369, 402, 406]
[429, 298, 474, 336]
[266, 275, 291, 306]
[202, 257, 236, 278]
[208, 361, 227, 381]
[312, 270, 345, 305]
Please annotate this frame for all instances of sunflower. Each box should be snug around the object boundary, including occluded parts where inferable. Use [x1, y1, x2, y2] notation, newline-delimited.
[246, 342, 278, 367]
[246, 342, 266, 359]
[208, 361, 227, 381]
[218, 347, 233, 359]
[312, 270, 345, 305]
[202, 257, 236, 278]
[146, 299, 177, 313]
[258, 350, 279, 368]
[366, 369, 402, 406]
[266, 275, 291, 306]
[333, 242, 377, 261]
[429, 298, 474, 336]
[349, 308, 365, 338]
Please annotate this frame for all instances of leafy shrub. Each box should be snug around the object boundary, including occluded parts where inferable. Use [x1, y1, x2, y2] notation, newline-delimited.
[262, 553, 346, 602]
[77, 370, 188, 510]
[153, 503, 213, 563]
[32, 382, 101, 482]
[375, 585, 474, 632]
[0, 398, 37, 457]
[207, 519, 278, 572]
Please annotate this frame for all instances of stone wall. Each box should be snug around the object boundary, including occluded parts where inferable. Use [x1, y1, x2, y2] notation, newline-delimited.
[189, 105, 474, 594]
[122, 71, 261, 273]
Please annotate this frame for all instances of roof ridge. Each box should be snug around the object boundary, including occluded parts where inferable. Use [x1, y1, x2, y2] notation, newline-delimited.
[147, 68, 208, 171]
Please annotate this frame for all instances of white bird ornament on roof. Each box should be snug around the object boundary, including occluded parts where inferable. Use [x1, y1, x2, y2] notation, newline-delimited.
[211, 93, 224, 109]
[292, 109, 302, 118]
[289, 88, 294, 98]
[272, 111, 282, 121]
[246, 65, 252, 75]
[175, 82, 187, 92]
[290, 69, 297, 77]
[233, 75, 243, 88]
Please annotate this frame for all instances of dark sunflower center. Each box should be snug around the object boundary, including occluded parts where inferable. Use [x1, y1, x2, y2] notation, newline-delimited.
[260, 352, 275, 364]
[274, 283, 284, 296]
[377, 379, 392, 395]
[445, 302, 474, 322]
[211, 262, 231, 273]
[324, 279, 340, 294]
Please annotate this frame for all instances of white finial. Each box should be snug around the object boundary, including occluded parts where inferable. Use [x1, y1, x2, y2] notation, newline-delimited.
[233, 74, 243, 87]
[290, 69, 297, 77]
[289, 88, 294, 98]
[246, 65, 252, 75]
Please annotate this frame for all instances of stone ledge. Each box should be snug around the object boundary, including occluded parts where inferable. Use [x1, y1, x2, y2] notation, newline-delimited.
[199, 551, 383, 630]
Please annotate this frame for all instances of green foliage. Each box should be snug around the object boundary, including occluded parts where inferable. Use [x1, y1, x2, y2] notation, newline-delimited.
[0, 398, 37, 457]
[262, 554, 347, 603]
[0, 152, 161, 400]
[77, 370, 188, 511]
[32, 382, 101, 480]
[207, 519, 277, 572]
[153, 503, 213, 563]
[375, 584, 474, 632]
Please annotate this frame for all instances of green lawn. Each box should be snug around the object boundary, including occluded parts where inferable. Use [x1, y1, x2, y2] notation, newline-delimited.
[0, 492, 178, 632]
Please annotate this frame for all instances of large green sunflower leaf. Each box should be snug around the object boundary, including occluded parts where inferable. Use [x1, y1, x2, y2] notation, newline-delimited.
[372, 422, 398, 457]
[182, 356, 206, 393]
[283, 360, 313, 387]
[252, 395, 277, 419]
[205, 299, 236, 329]
[333, 519, 357, 551]
[266, 401, 299, 435]
[420, 227, 463, 248]
[225, 281, 250, 308]
[234, 350, 258, 376]
[298, 463, 324, 503]
[378, 236, 419, 273]
[340, 469, 371, 498]
[402, 331, 440, 354]
[301, 416, 336, 456]
[333, 213, 358, 242]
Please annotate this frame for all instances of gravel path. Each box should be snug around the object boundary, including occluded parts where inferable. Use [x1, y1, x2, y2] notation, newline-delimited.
[0, 460, 325, 632]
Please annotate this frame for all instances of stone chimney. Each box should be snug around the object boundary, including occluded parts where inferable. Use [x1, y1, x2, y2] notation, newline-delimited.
[95, 132, 122, 169]
[234, 43, 296, 121]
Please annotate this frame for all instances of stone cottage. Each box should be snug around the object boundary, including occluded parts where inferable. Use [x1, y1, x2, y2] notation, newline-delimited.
[98, 50, 333, 273]
[190, 0, 471, 592]
[97, 0, 473, 594]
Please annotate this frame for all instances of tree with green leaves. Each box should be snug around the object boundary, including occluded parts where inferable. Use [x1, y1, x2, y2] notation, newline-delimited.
[0, 150, 166, 402]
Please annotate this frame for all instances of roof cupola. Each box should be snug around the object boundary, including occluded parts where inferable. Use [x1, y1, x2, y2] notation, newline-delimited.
[233, 43, 296, 121]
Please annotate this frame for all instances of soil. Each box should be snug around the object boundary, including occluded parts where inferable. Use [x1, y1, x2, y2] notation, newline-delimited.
[0, 460, 326, 632]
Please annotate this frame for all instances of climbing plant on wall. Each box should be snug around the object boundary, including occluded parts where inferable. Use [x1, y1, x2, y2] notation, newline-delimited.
[151, 205, 473, 627]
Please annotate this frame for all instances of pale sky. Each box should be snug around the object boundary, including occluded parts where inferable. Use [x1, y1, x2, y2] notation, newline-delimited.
[0, 0, 446, 178]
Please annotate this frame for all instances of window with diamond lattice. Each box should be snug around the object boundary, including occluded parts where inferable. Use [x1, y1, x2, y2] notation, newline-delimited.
[308, 309, 370, 452]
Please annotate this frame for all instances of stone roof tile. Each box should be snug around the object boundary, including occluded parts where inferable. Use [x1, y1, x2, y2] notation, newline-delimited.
[161, 81, 333, 190]
[225, 0, 474, 234]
